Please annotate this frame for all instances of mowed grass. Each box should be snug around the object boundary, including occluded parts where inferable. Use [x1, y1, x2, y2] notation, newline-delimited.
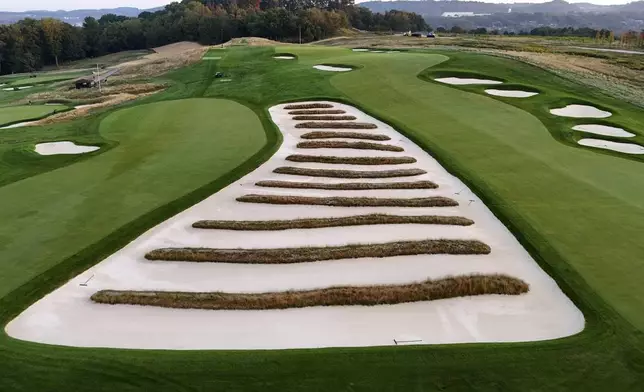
[0, 104, 69, 126]
[1, 45, 644, 391]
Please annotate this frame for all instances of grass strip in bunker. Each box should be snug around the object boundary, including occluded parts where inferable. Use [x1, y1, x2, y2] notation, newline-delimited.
[91, 274, 527, 310]
[288, 109, 346, 115]
[236, 194, 457, 207]
[145, 238, 491, 264]
[284, 103, 333, 109]
[300, 131, 390, 141]
[298, 140, 403, 152]
[286, 154, 414, 164]
[255, 180, 438, 190]
[295, 122, 377, 129]
[273, 166, 425, 178]
[292, 115, 357, 121]
[192, 213, 474, 230]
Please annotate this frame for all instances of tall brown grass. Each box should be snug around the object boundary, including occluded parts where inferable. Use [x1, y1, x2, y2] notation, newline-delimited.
[255, 180, 438, 190]
[145, 239, 490, 264]
[288, 109, 346, 115]
[295, 122, 377, 129]
[273, 166, 426, 178]
[236, 194, 458, 207]
[285, 155, 415, 165]
[300, 132, 390, 141]
[292, 115, 357, 121]
[91, 275, 529, 310]
[297, 141, 403, 152]
[192, 213, 474, 230]
[284, 103, 333, 109]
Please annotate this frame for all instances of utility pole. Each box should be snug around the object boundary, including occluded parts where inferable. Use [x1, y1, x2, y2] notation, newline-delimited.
[96, 63, 101, 92]
[299, 26, 302, 44]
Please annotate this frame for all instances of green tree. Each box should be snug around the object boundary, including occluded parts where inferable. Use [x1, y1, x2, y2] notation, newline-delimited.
[41, 18, 65, 67]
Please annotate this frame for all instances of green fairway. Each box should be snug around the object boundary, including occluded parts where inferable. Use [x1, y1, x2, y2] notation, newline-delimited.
[6, 72, 89, 87]
[1, 45, 644, 391]
[0, 104, 69, 127]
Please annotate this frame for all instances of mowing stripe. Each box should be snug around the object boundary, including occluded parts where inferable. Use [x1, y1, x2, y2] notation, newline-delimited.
[297, 140, 403, 152]
[300, 131, 390, 141]
[144, 239, 490, 264]
[255, 180, 438, 190]
[288, 109, 346, 115]
[236, 194, 458, 207]
[91, 274, 528, 310]
[284, 103, 333, 109]
[295, 122, 377, 129]
[292, 115, 357, 121]
[273, 166, 426, 178]
[285, 155, 415, 165]
[192, 213, 474, 230]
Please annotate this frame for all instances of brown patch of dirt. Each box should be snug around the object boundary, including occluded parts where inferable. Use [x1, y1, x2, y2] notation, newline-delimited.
[221, 37, 282, 47]
[117, 42, 207, 79]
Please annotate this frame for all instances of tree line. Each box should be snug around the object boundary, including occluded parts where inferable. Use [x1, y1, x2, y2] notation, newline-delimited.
[0, 0, 427, 75]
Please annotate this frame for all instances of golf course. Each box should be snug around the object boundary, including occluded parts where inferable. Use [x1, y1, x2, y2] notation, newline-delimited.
[1, 44, 644, 390]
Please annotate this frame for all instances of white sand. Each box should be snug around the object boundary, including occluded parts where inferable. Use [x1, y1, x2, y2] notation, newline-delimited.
[3, 86, 33, 91]
[1, 121, 38, 129]
[34, 141, 100, 155]
[572, 124, 635, 138]
[550, 104, 612, 118]
[274, 56, 295, 60]
[435, 77, 503, 85]
[313, 65, 352, 72]
[485, 89, 538, 98]
[352, 49, 369, 52]
[202, 56, 221, 60]
[6, 101, 583, 350]
[578, 138, 644, 154]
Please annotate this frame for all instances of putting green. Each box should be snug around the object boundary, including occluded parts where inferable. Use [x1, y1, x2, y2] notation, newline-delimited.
[0, 104, 68, 126]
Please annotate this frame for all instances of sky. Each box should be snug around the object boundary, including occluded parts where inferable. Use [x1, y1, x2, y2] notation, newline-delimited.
[0, 0, 633, 12]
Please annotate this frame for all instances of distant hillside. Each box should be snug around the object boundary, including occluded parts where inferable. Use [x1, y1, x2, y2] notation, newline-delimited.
[0, 7, 163, 26]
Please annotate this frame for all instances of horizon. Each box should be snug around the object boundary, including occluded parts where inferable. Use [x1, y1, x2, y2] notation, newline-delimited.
[0, 0, 634, 12]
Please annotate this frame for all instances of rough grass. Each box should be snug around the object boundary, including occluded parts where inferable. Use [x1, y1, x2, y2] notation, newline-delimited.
[255, 180, 438, 190]
[288, 109, 346, 115]
[273, 166, 426, 178]
[285, 155, 415, 165]
[192, 213, 474, 230]
[295, 122, 377, 129]
[91, 274, 528, 310]
[300, 131, 390, 141]
[297, 140, 403, 152]
[144, 238, 491, 264]
[292, 115, 357, 121]
[236, 194, 458, 207]
[284, 103, 333, 109]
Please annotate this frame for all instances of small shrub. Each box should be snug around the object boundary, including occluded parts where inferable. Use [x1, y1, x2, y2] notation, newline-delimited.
[288, 109, 346, 115]
[284, 103, 333, 109]
[193, 213, 474, 230]
[297, 140, 403, 152]
[285, 155, 415, 165]
[255, 180, 438, 190]
[236, 194, 458, 207]
[300, 131, 390, 141]
[144, 238, 490, 264]
[91, 274, 529, 310]
[292, 115, 357, 121]
[273, 166, 426, 178]
[295, 122, 377, 129]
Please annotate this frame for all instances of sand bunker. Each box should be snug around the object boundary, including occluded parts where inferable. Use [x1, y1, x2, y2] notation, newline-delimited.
[34, 141, 99, 156]
[572, 124, 635, 138]
[314, 65, 352, 72]
[550, 105, 612, 118]
[1, 121, 38, 129]
[274, 56, 295, 60]
[435, 77, 503, 85]
[578, 139, 644, 154]
[352, 49, 369, 52]
[485, 89, 538, 98]
[2, 86, 33, 91]
[6, 100, 583, 350]
[202, 56, 221, 60]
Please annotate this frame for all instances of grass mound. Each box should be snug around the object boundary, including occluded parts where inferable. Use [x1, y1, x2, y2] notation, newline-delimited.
[295, 122, 377, 129]
[273, 166, 426, 178]
[297, 140, 403, 152]
[91, 274, 528, 310]
[144, 238, 491, 264]
[288, 109, 346, 115]
[285, 155, 415, 165]
[236, 194, 458, 207]
[255, 180, 438, 190]
[192, 213, 474, 230]
[284, 103, 333, 109]
[292, 115, 357, 121]
[300, 131, 390, 141]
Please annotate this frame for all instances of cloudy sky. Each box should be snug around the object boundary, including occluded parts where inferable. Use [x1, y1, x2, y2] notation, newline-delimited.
[0, 0, 631, 12]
